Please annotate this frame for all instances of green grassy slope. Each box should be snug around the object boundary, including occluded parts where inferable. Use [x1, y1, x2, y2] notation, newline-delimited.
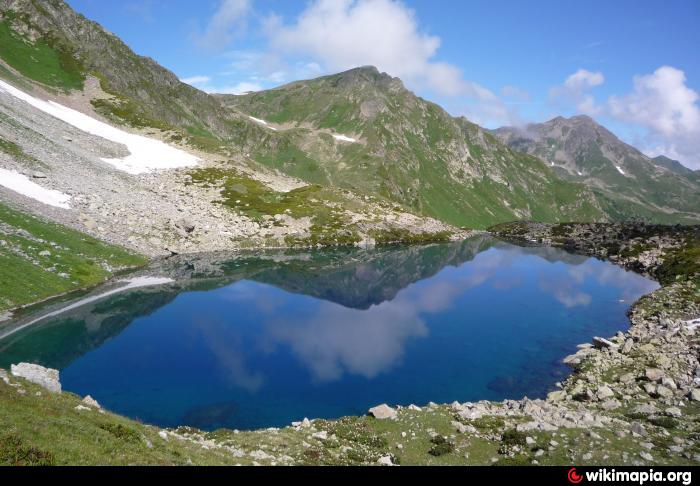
[0, 18, 84, 91]
[0, 203, 146, 312]
[220, 68, 605, 229]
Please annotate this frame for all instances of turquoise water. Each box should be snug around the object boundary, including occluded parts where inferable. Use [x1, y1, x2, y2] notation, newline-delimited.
[0, 238, 658, 430]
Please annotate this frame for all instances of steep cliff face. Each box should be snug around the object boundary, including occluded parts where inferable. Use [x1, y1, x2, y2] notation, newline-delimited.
[494, 116, 700, 224]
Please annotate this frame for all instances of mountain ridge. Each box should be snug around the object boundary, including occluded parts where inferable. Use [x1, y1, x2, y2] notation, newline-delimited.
[493, 115, 700, 224]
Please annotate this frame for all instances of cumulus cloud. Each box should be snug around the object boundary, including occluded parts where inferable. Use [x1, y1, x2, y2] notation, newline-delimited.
[190, 0, 519, 126]
[195, 0, 251, 49]
[549, 66, 700, 168]
[564, 69, 605, 91]
[267, 0, 446, 90]
[608, 66, 700, 168]
[550, 69, 605, 116]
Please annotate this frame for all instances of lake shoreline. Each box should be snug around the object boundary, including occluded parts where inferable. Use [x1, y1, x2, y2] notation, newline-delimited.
[1, 222, 698, 465]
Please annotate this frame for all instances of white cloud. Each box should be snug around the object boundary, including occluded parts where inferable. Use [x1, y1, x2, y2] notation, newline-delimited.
[195, 0, 251, 49]
[550, 69, 605, 116]
[204, 81, 263, 95]
[190, 0, 519, 125]
[564, 69, 605, 91]
[608, 66, 700, 168]
[180, 74, 262, 94]
[180, 75, 211, 86]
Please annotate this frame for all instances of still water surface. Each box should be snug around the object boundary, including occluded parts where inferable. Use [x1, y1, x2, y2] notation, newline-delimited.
[0, 237, 658, 430]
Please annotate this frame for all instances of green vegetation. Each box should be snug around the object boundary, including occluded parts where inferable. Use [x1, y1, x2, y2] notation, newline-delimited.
[223, 68, 607, 230]
[0, 203, 146, 312]
[0, 19, 84, 91]
[0, 377, 244, 465]
[2, 376, 698, 466]
[188, 168, 453, 247]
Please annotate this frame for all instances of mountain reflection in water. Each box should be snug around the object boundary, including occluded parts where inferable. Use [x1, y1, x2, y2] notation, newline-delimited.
[0, 237, 659, 430]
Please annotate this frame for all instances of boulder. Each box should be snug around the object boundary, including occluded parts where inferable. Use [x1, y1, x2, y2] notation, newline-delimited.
[32, 171, 47, 179]
[82, 395, 101, 409]
[596, 386, 615, 400]
[645, 368, 663, 382]
[10, 363, 61, 393]
[621, 339, 634, 354]
[655, 385, 674, 399]
[688, 388, 700, 402]
[665, 407, 682, 417]
[377, 455, 395, 466]
[547, 390, 567, 402]
[593, 336, 619, 350]
[369, 404, 398, 420]
[630, 422, 647, 436]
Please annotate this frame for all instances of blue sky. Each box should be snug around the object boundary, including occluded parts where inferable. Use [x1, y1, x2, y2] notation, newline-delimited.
[67, 0, 700, 168]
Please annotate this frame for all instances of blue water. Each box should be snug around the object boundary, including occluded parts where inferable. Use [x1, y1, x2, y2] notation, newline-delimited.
[0, 238, 658, 430]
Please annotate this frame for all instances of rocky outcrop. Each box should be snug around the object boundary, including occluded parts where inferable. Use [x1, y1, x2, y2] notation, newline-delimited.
[10, 362, 61, 393]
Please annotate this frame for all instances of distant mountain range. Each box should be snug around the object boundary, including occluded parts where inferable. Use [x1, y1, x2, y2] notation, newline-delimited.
[0, 0, 698, 245]
[493, 116, 700, 224]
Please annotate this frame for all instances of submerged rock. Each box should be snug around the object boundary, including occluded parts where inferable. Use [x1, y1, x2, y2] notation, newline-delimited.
[10, 363, 61, 393]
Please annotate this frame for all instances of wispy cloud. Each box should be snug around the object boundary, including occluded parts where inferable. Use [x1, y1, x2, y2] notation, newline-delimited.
[195, 0, 252, 50]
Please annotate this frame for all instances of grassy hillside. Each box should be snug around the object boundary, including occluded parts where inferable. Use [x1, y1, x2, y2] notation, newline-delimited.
[221, 68, 605, 229]
[0, 203, 145, 312]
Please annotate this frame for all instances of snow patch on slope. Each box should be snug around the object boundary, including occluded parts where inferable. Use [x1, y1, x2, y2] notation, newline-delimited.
[615, 165, 626, 175]
[0, 169, 71, 209]
[0, 80, 199, 175]
[249, 116, 277, 131]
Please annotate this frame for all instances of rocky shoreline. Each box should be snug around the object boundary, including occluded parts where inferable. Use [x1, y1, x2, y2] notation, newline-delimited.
[1, 222, 699, 465]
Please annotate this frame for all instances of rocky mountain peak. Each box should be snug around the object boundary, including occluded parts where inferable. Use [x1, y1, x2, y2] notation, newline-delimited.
[327, 65, 405, 92]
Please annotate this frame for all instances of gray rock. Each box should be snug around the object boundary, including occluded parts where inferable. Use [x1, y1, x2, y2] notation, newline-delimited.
[32, 171, 47, 179]
[82, 395, 101, 409]
[597, 385, 615, 400]
[618, 373, 635, 384]
[377, 455, 395, 466]
[601, 399, 621, 410]
[661, 377, 677, 390]
[655, 385, 674, 398]
[665, 407, 682, 417]
[630, 422, 647, 436]
[593, 336, 619, 349]
[688, 388, 700, 401]
[621, 339, 634, 354]
[639, 451, 653, 461]
[547, 390, 567, 402]
[369, 404, 398, 420]
[10, 363, 61, 393]
[452, 421, 476, 434]
[645, 368, 663, 382]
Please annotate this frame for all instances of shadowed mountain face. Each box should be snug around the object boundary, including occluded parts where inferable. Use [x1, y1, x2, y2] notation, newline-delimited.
[493, 116, 700, 224]
[219, 67, 605, 228]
